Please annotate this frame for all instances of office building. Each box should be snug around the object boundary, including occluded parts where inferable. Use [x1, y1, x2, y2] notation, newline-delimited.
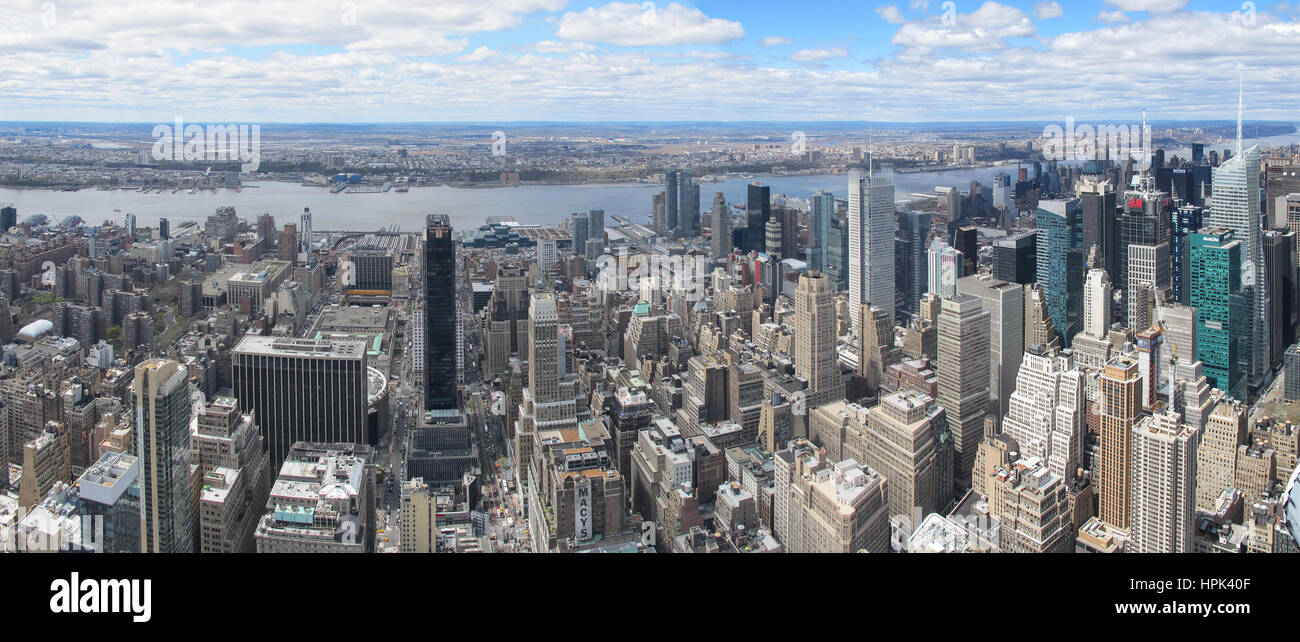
[232, 336, 370, 471]
[746, 183, 771, 252]
[710, 193, 732, 259]
[424, 214, 457, 412]
[862, 391, 953, 530]
[1189, 227, 1247, 399]
[1196, 400, 1246, 512]
[1171, 204, 1203, 304]
[787, 457, 889, 553]
[958, 274, 1025, 421]
[1205, 145, 1266, 384]
[401, 477, 437, 553]
[1098, 357, 1141, 531]
[848, 168, 896, 325]
[927, 239, 963, 300]
[953, 226, 977, 276]
[936, 294, 991, 487]
[1001, 346, 1086, 482]
[895, 210, 930, 319]
[986, 456, 1073, 553]
[794, 271, 843, 409]
[191, 395, 271, 554]
[134, 358, 197, 553]
[993, 230, 1037, 285]
[1036, 198, 1084, 346]
[1130, 408, 1198, 553]
[809, 191, 834, 273]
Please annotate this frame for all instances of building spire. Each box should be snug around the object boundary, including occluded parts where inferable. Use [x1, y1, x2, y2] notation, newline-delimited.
[1236, 69, 1244, 158]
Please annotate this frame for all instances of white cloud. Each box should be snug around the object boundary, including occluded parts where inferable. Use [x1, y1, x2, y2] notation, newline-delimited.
[892, 1, 1035, 52]
[1034, 2, 1064, 19]
[528, 40, 597, 53]
[1104, 0, 1188, 12]
[1095, 10, 1131, 24]
[876, 5, 906, 24]
[555, 2, 744, 46]
[910, 0, 930, 10]
[791, 47, 848, 62]
[458, 47, 499, 62]
[760, 36, 792, 46]
[3, 0, 1300, 122]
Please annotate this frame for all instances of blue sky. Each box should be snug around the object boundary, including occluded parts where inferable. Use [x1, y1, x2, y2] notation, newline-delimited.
[0, 0, 1297, 122]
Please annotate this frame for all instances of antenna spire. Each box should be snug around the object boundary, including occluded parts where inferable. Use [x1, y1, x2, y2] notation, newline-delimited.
[1236, 69, 1244, 157]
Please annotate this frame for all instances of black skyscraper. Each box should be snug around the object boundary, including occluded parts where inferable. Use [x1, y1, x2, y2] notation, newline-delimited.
[665, 170, 680, 234]
[954, 226, 978, 275]
[0, 206, 14, 233]
[993, 230, 1037, 285]
[425, 214, 457, 412]
[746, 183, 770, 252]
[158, 217, 170, 240]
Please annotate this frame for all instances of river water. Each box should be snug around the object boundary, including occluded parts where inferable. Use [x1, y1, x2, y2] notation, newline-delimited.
[0, 166, 1017, 233]
[5, 125, 1296, 234]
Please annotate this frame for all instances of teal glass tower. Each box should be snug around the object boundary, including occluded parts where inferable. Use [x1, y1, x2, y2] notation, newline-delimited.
[1189, 227, 1247, 399]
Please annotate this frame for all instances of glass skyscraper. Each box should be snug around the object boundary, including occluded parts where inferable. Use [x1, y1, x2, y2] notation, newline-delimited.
[1205, 145, 1267, 385]
[1035, 199, 1084, 347]
[1189, 228, 1247, 399]
[424, 214, 458, 412]
[809, 190, 834, 273]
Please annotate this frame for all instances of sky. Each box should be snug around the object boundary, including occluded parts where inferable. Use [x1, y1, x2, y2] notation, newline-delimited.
[0, 0, 1297, 123]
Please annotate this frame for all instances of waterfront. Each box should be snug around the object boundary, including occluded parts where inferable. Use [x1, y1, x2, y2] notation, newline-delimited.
[0, 166, 1020, 234]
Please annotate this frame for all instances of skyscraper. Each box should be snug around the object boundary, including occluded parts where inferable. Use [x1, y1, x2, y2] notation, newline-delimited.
[1098, 356, 1140, 531]
[300, 207, 313, 256]
[677, 173, 699, 238]
[232, 336, 370, 472]
[1035, 198, 1084, 346]
[1118, 173, 1172, 325]
[927, 239, 963, 299]
[424, 214, 457, 412]
[863, 390, 953, 532]
[1130, 408, 1198, 553]
[134, 358, 196, 553]
[1171, 204, 1203, 304]
[936, 294, 990, 487]
[710, 193, 731, 259]
[795, 271, 843, 409]
[810, 190, 834, 273]
[1077, 171, 1119, 286]
[1000, 346, 1085, 482]
[666, 170, 680, 235]
[746, 183, 771, 252]
[515, 293, 580, 483]
[1189, 227, 1247, 399]
[953, 225, 977, 276]
[957, 274, 1025, 421]
[570, 212, 589, 256]
[992, 230, 1036, 285]
[895, 210, 930, 320]
[849, 169, 896, 325]
[588, 208, 605, 252]
[1205, 144, 1266, 385]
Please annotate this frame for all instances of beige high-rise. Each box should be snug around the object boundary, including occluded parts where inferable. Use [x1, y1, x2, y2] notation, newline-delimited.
[795, 271, 843, 409]
[1196, 400, 1246, 512]
[1130, 408, 1198, 553]
[1098, 356, 1140, 530]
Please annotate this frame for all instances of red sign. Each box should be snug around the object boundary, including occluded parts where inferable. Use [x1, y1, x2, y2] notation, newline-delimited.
[1128, 197, 1144, 209]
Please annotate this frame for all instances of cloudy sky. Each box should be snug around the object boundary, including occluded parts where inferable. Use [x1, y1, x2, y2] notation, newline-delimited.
[0, 0, 1297, 122]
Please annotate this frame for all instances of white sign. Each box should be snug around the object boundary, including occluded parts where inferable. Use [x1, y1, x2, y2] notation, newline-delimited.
[575, 477, 593, 541]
